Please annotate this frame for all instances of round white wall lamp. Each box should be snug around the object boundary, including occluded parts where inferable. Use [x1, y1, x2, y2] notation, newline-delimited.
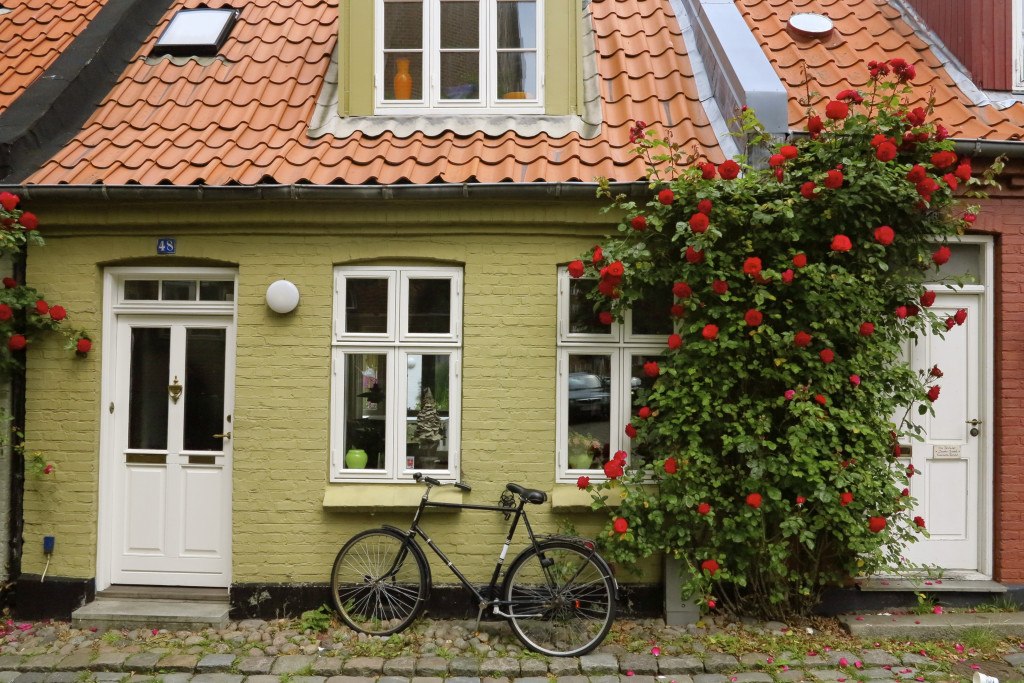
[266, 279, 300, 314]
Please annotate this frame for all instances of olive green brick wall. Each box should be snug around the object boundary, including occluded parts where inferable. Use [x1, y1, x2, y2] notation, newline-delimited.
[20, 198, 651, 585]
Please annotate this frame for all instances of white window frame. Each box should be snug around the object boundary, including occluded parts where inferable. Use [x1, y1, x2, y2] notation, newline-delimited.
[374, 0, 545, 114]
[555, 268, 665, 483]
[332, 266, 463, 482]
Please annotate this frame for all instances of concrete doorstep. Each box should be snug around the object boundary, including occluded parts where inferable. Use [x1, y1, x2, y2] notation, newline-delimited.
[840, 611, 1024, 640]
[70, 598, 230, 631]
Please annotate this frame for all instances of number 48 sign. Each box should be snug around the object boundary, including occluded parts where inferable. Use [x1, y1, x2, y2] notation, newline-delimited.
[156, 238, 176, 255]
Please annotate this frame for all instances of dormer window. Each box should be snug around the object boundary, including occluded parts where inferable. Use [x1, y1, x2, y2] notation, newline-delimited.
[375, 0, 543, 114]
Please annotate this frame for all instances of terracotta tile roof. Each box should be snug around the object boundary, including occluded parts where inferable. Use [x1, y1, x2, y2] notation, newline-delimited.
[736, 0, 1024, 141]
[27, 0, 724, 186]
[0, 0, 108, 115]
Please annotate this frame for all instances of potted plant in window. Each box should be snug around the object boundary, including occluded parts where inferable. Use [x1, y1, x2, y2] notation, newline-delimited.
[414, 387, 444, 469]
[568, 431, 602, 470]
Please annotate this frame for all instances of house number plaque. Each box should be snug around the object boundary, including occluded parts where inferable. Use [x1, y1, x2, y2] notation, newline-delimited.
[933, 445, 962, 458]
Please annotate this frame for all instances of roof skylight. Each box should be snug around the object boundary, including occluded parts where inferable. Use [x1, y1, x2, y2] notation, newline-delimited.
[153, 8, 239, 56]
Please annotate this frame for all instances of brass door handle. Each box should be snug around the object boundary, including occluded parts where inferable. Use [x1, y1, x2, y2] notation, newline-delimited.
[213, 432, 232, 440]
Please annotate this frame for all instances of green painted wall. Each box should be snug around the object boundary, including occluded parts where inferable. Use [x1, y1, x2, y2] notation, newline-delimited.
[21, 198, 658, 586]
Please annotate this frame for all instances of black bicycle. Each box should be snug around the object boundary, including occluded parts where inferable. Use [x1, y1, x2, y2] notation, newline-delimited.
[329, 473, 618, 656]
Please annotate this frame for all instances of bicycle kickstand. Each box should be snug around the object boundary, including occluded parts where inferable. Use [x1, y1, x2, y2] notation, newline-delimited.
[474, 600, 488, 632]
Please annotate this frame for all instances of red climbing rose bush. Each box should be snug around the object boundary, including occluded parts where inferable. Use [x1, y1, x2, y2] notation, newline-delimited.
[0, 192, 90, 377]
[580, 63, 994, 618]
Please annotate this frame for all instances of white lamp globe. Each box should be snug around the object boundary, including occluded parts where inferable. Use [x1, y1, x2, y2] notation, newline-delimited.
[266, 280, 300, 314]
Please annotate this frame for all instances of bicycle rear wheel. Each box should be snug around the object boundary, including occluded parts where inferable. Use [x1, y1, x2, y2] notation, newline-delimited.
[330, 527, 428, 635]
[502, 539, 616, 656]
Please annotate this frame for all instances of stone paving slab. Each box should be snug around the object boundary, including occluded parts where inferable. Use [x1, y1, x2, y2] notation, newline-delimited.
[191, 675, 244, 683]
[89, 653, 129, 671]
[271, 655, 316, 675]
[703, 653, 739, 673]
[0, 674, 19, 683]
[196, 655, 237, 672]
[658, 655, 703, 675]
[841, 612, 1024, 640]
[237, 657, 275, 675]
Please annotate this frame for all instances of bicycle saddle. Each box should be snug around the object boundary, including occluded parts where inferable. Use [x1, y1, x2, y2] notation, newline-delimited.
[506, 483, 547, 504]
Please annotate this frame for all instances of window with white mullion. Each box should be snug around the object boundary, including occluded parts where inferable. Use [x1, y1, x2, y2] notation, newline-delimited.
[334, 348, 396, 479]
[436, 0, 483, 104]
[381, 0, 426, 103]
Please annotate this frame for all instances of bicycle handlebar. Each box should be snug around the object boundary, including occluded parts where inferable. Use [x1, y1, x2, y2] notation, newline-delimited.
[413, 472, 472, 492]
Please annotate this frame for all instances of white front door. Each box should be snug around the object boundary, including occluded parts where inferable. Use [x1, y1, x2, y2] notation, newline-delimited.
[902, 292, 984, 571]
[110, 315, 234, 586]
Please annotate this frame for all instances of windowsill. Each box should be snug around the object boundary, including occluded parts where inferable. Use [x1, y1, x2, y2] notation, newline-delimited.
[550, 484, 624, 509]
[323, 483, 467, 509]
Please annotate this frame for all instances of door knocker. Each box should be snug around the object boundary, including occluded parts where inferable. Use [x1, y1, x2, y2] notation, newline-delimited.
[168, 376, 183, 404]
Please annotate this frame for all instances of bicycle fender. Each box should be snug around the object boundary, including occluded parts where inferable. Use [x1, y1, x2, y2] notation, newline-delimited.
[380, 524, 433, 599]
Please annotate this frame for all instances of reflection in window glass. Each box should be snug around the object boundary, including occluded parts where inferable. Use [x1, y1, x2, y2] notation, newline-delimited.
[346, 278, 390, 334]
[568, 279, 610, 335]
[162, 280, 197, 301]
[631, 287, 673, 336]
[408, 278, 451, 333]
[496, 0, 537, 98]
[199, 280, 235, 302]
[183, 328, 226, 452]
[565, 355, 611, 470]
[124, 280, 160, 300]
[343, 354, 388, 470]
[128, 328, 170, 450]
[406, 354, 450, 471]
[629, 353, 664, 467]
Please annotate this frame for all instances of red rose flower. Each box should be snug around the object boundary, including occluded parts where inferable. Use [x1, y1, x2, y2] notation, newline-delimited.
[873, 225, 895, 245]
[637, 406, 651, 420]
[859, 321, 875, 336]
[667, 333, 682, 350]
[794, 331, 812, 347]
[7, 335, 26, 352]
[921, 290, 936, 307]
[670, 304, 685, 317]
[568, 260, 585, 278]
[685, 246, 704, 264]
[702, 324, 719, 340]
[930, 150, 958, 170]
[907, 463, 916, 477]
[895, 305, 908, 319]
[836, 88, 863, 103]
[930, 365, 943, 377]
[19, 213, 38, 230]
[604, 459, 624, 479]
[945, 317, 956, 330]
[807, 115, 823, 136]
[796, 496, 806, 505]
[0, 305, 12, 322]
[643, 361, 660, 377]
[2, 278, 15, 289]
[964, 212, 977, 223]
[831, 234, 852, 252]
[606, 261, 624, 279]
[768, 153, 785, 168]
[901, 487, 910, 497]
[875, 142, 898, 162]
[0, 192, 18, 211]
[689, 213, 709, 233]
[906, 165, 927, 184]
[672, 282, 692, 299]
[824, 100, 849, 120]
[913, 516, 926, 528]
[719, 160, 740, 180]
[701, 559, 720, 575]
[712, 279, 729, 295]
[927, 385, 941, 402]
[630, 215, 647, 231]
[599, 311, 613, 325]
[916, 177, 939, 200]
[824, 169, 844, 189]
[697, 199, 713, 215]
[746, 492, 763, 509]
[700, 162, 716, 179]
[955, 161, 972, 182]
[792, 253, 808, 268]
[780, 145, 798, 159]
[781, 269, 794, 284]
[663, 457, 678, 474]
[932, 245, 951, 265]
[800, 181, 817, 199]
[849, 374, 861, 386]
[577, 476, 590, 489]
[42, 464, 54, 475]
[697, 502, 711, 515]
[77, 338, 92, 353]
[593, 246, 604, 264]
[943, 173, 958, 191]
[613, 517, 629, 534]
[935, 123, 949, 140]
[34, 300, 48, 315]
[955, 308, 968, 325]
[868, 516, 887, 533]
[820, 349, 835, 364]
[597, 280, 620, 298]
[625, 423, 637, 438]
[814, 393, 827, 406]
[744, 309, 762, 327]
[658, 189, 675, 205]
[840, 492, 853, 506]
[743, 257, 763, 277]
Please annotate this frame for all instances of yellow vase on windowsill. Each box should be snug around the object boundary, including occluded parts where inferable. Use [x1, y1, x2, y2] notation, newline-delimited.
[394, 58, 413, 100]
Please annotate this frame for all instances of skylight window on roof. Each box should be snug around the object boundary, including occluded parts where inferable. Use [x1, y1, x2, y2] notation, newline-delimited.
[153, 8, 239, 57]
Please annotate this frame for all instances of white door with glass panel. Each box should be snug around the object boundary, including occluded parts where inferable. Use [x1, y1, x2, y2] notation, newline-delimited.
[110, 314, 234, 586]
[901, 292, 983, 571]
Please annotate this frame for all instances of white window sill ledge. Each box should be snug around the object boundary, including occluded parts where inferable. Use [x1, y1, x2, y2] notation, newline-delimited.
[323, 484, 467, 510]
[550, 484, 624, 510]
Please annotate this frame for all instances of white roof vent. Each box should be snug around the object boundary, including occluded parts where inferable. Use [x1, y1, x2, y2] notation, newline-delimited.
[153, 8, 239, 56]
[787, 13, 834, 40]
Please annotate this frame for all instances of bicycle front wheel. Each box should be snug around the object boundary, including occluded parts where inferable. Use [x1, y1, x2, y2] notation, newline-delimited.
[330, 528, 428, 635]
[502, 540, 616, 656]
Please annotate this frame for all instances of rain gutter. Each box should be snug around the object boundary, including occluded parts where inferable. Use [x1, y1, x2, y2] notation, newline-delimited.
[783, 134, 1024, 160]
[0, 182, 653, 203]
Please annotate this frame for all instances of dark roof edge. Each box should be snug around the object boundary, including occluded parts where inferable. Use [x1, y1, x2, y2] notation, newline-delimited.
[0, 0, 175, 183]
[0, 182, 652, 203]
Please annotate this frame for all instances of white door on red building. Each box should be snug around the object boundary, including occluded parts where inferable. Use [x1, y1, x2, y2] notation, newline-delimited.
[901, 291, 986, 572]
[100, 270, 236, 588]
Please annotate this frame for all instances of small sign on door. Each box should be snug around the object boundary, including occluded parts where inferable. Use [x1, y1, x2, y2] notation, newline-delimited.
[933, 444, 962, 458]
[156, 238, 176, 255]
